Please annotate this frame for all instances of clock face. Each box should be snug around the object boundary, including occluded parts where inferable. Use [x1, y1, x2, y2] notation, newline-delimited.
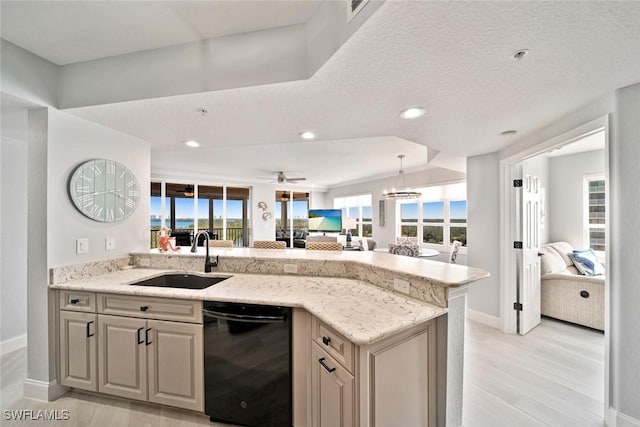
[69, 159, 140, 222]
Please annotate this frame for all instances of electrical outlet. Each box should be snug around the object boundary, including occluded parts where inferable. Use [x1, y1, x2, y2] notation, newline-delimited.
[105, 237, 115, 251]
[76, 238, 89, 254]
[284, 264, 298, 274]
[393, 278, 410, 295]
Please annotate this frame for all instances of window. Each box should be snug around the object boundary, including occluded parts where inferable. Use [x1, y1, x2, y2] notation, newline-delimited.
[149, 182, 249, 248]
[397, 182, 467, 251]
[334, 194, 373, 238]
[585, 176, 605, 252]
[275, 191, 308, 231]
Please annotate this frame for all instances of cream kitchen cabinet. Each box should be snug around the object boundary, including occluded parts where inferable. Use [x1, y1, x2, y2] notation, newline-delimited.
[98, 314, 204, 411]
[58, 291, 204, 412]
[59, 310, 98, 391]
[307, 316, 437, 427]
[311, 343, 355, 427]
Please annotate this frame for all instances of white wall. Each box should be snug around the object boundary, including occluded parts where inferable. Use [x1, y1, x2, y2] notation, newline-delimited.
[326, 167, 466, 247]
[0, 39, 58, 107]
[522, 154, 550, 245]
[548, 149, 605, 247]
[46, 109, 150, 267]
[466, 153, 501, 319]
[610, 83, 640, 421]
[250, 183, 277, 243]
[0, 104, 28, 351]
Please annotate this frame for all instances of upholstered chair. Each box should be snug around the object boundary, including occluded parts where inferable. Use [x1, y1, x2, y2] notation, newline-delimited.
[388, 243, 420, 257]
[253, 240, 286, 249]
[208, 240, 234, 248]
[306, 241, 343, 251]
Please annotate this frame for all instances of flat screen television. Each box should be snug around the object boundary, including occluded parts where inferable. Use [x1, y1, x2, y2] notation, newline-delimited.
[308, 209, 342, 233]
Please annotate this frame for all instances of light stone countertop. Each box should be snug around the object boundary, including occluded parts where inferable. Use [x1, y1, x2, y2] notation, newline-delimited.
[50, 268, 446, 345]
[134, 247, 489, 287]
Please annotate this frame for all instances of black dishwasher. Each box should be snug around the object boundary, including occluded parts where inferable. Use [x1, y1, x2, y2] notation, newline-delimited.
[203, 301, 292, 427]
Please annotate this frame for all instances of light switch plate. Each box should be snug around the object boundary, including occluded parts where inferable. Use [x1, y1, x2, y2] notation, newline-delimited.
[76, 238, 89, 254]
[393, 278, 410, 294]
[105, 237, 115, 251]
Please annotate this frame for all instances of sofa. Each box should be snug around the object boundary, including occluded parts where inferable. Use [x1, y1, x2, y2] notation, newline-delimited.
[275, 230, 308, 248]
[539, 241, 604, 330]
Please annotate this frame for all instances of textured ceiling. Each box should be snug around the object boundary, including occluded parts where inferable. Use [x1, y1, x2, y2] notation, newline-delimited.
[8, 1, 640, 188]
[0, 1, 321, 65]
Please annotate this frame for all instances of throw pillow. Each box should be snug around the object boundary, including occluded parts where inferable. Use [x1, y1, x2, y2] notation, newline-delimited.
[571, 249, 605, 276]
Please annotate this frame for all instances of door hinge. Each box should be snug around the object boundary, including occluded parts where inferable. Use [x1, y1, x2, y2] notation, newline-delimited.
[513, 179, 523, 188]
[513, 302, 523, 311]
[513, 241, 523, 249]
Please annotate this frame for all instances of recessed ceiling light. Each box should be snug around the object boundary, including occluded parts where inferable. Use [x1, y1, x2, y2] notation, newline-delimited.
[300, 131, 316, 140]
[511, 49, 529, 61]
[399, 107, 426, 119]
[500, 130, 518, 137]
[184, 140, 200, 148]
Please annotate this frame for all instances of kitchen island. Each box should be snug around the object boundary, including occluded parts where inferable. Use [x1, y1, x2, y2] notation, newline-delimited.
[49, 248, 489, 427]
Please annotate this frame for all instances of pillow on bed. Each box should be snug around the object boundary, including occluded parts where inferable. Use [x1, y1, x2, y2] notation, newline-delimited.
[571, 249, 605, 276]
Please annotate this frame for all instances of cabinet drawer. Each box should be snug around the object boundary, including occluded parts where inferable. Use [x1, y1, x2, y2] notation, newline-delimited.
[60, 290, 96, 312]
[312, 318, 355, 373]
[97, 294, 202, 323]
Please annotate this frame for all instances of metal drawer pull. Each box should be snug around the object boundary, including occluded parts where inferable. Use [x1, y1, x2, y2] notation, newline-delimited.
[145, 328, 152, 345]
[140, 305, 149, 312]
[580, 290, 590, 299]
[70, 299, 80, 304]
[137, 327, 145, 344]
[319, 357, 336, 373]
[322, 336, 331, 346]
[86, 321, 94, 338]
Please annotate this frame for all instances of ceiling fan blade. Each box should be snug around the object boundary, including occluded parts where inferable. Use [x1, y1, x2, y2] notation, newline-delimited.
[286, 177, 306, 182]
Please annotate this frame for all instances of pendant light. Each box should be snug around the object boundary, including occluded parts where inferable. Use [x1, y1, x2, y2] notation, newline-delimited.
[382, 155, 422, 200]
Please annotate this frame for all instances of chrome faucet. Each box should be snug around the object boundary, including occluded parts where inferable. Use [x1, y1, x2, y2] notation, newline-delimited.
[191, 231, 219, 273]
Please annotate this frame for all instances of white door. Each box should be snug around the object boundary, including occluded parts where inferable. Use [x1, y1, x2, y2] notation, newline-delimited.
[517, 173, 542, 335]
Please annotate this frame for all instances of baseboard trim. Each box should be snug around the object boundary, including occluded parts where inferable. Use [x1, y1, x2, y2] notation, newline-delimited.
[607, 407, 640, 427]
[23, 378, 68, 402]
[466, 309, 500, 329]
[0, 333, 27, 356]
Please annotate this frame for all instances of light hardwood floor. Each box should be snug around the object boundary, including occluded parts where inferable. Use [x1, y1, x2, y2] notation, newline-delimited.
[1, 317, 604, 426]
[463, 318, 605, 427]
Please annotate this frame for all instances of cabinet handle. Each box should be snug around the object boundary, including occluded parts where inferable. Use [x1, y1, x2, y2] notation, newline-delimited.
[137, 327, 144, 344]
[145, 328, 152, 345]
[70, 299, 80, 304]
[319, 357, 336, 373]
[86, 321, 94, 338]
[140, 305, 149, 312]
[322, 336, 331, 346]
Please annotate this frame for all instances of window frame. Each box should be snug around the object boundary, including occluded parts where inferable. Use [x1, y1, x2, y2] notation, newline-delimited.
[333, 194, 373, 238]
[583, 174, 606, 257]
[396, 189, 467, 254]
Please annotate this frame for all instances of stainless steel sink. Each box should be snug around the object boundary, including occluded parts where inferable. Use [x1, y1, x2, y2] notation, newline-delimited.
[130, 273, 230, 290]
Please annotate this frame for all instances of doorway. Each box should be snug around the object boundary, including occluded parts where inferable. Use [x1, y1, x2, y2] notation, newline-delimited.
[499, 115, 610, 419]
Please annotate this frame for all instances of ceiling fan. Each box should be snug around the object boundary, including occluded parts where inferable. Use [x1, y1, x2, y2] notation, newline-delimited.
[275, 171, 306, 184]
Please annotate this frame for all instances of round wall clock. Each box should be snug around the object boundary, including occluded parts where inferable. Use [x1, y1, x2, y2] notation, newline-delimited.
[69, 159, 140, 222]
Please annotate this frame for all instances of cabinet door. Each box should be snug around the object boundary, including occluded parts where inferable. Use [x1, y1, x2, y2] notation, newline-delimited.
[146, 320, 204, 411]
[98, 314, 147, 401]
[311, 344, 354, 427]
[59, 311, 97, 391]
